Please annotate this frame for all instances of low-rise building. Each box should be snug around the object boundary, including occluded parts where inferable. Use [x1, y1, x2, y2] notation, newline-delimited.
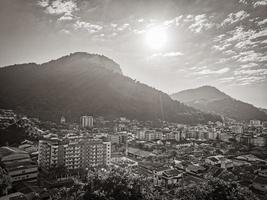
[253, 169, 267, 193]
[0, 146, 38, 183]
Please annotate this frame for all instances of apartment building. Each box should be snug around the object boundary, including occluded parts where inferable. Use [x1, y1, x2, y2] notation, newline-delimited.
[38, 136, 111, 170]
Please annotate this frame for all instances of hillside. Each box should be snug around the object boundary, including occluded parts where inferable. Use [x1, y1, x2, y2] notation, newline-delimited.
[171, 86, 267, 122]
[0, 53, 221, 124]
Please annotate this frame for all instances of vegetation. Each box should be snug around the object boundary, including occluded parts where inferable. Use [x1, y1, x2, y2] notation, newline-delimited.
[0, 53, 221, 124]
[82, 168, 259, 200]
[171, 85, 267, 121]
[0, 168, 11, 196]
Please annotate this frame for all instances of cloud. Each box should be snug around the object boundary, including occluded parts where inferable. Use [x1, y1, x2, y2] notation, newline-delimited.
[219, 76, 235, 83]
[212, 26, 257, 51]
[221, 10, 250, 25]
[213, 43, 231, 51]
[223, 50, 236, 55]
[59, 29, 71, 34]
[188, 14, 214, 33]
[237, 50, 267, 62]
[38, 0, 78, 21]
[196, 67, 230, 75]
[117, 23, 130, 31]
[241, 63, 258, 68]
[235, 68, 267, 75]
[163, 15, 183, 27]
[73, 20, 102, 33]
[149, 52, 184, 59]
[236, 76, 266, 85]
[239, 0, 249, 4]
[254, 0, 267, 7]
[219, 26, 267, 50]
[37, 0, 49, 7]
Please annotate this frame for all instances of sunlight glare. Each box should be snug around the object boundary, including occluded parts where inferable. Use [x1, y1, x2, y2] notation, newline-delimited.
[145, 26, 167, 50]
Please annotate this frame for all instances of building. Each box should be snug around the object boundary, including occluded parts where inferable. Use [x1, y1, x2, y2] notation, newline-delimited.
[250, 120, 261, 127]
[0, 146, 38, 183]
[137, 129, 146, 140]
[81, 139, 111, 168]
[231, 125, 243, 134]
[160, 169, 183, 186]
[38, 139, 66, 169]
[80, 116, 93, 128]
[38, 137, 111, 170]
[0, 192, 26, 200]
[253, 169, 267, 193]
[145, 130, 155, 141]
[109, 135, 120, 144]
[108, 133, 127, 145]
[205, 155, 224, 166]
[252, 135, 267, 147]
[60, 116, 66, 124]
[128, 147, 155, 160]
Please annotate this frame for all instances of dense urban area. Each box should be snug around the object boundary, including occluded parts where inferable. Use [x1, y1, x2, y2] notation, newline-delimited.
[0, 108, 266, 200]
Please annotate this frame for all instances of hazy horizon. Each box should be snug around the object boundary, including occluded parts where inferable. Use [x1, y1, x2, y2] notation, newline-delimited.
[0, 0, 266, 108]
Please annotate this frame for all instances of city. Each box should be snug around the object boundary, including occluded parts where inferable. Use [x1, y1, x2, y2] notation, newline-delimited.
[0, 0, 267, 199]
[0, 109, 266, 199]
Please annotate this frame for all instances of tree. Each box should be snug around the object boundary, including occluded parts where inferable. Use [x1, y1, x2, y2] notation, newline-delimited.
[174, 177, 259, 200]
[0, 168, 11, 196]
[82, 168, 259, 200]
[83, 168, 161, 200]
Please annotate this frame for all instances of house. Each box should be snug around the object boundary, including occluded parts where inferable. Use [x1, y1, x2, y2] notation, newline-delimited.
[252, 170, 267, 193]
[127, 147, 155, 160]
[0, 192, 26, 200]
[205, 155, 224, 165]
[160, 169, 183, 186]
[186, 164, 206, 174]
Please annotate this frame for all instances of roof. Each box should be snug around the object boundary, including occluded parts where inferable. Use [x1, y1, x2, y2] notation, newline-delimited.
[253, 176, 267, 185]
[208, 166, 224, 177]
[163, 169, 182, 177]
[187, 165, 205, 172]
[0, 147, 27, 158]
[208, 157, 219, 162]
[128, 147, 154, 158]
[138, 162, 168, 172]
[5, 162, 37, 172]
[0, 192, 26, 200]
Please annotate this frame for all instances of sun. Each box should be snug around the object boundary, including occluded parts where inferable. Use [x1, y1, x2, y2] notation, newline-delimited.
[145, 26, 167, 50]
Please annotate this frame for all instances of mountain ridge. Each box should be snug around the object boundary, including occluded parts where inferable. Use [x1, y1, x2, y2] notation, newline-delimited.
[0, 53, 221, 124]
[171, 85, 267, 122]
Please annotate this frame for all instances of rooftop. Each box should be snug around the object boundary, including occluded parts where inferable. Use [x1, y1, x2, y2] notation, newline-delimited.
[0, 146, 28, 158]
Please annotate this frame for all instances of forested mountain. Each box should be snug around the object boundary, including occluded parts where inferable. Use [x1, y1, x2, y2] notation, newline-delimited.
[171, 86, 267, 122]
[0, 53, 221, 124]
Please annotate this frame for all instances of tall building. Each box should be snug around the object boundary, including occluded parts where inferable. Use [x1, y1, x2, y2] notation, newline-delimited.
[38, 139, 66, 169]
[250, 120, 261, 127]
[80, 116, 94, 128]
[38, 137, 111, 170]
[60, 116, 66, 124]
[137, 129, 146, 140]
[80, 139, 111, 168]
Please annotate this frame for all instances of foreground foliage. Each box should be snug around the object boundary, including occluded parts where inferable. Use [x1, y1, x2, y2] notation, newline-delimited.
[83, 168, 259, 200]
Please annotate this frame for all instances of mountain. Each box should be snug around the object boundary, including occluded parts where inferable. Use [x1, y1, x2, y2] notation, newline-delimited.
[0, 52, 221, 124]
[171, 85, 267, 122]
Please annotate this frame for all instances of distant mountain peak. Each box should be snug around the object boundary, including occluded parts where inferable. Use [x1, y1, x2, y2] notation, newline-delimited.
[171, 85, 267, 121]
[172, 85, 229, 103]
[44, 52, 123, 75]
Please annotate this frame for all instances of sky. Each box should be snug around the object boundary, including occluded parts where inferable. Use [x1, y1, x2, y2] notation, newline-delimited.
[0, 0, 266, 108]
